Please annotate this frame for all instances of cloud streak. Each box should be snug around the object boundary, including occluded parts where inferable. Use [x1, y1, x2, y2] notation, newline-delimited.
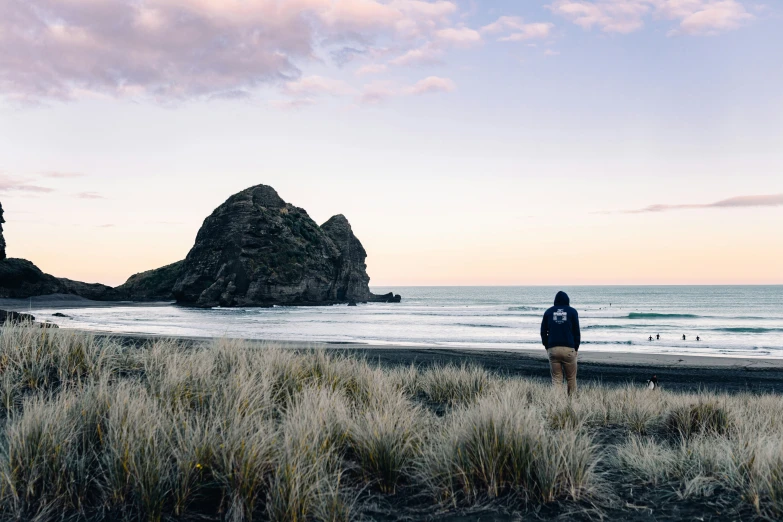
[406, 76, 456, 95]
[359, 76, 456, 104]
[284, 76, 356, 97]
[481, 17, 555, 41]
[549, 0, 754, 35]
[0, 174, 53, 194]
[621, 194, 783, 213]
[75, 192, 105, 200]
[40, 171, 84, 179]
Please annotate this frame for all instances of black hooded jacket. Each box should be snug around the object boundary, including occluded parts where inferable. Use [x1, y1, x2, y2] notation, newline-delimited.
[540, 291, 581, 350]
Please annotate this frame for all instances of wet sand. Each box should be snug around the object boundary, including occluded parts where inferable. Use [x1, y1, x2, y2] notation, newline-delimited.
[0, 294, 172, 309]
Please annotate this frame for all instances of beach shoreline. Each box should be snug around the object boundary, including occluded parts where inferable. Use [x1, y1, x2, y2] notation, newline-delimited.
[4, 294, 783, 393]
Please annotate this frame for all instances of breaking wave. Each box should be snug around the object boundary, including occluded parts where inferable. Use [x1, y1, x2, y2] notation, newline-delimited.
[455, 323, 509, 329]
[508, 306, 542, 312]
[627, 313, 700, 319]
[713, 327, 783, 333]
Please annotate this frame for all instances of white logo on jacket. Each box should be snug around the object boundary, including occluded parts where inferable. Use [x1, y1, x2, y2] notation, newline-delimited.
[553, 309, 567, 324]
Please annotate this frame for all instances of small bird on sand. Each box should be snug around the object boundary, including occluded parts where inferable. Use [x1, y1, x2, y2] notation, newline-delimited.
[646, 375, 659, 390]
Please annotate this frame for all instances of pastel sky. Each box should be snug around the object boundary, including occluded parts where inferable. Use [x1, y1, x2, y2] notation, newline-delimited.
[1, 0, 781, 287]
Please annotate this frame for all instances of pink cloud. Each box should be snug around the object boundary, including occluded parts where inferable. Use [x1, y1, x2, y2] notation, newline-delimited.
[0, 174, 53, 194]
[481, 16, 527, 34]
[75, 192, 105, 199]
[435, 27, 482, 46]
[548, 0, 651, 33]
[359, 76, 456, 104]
[548, 0, 754, 35]
[621, 194, 783, 213]
[406, 76, 456, 95]
[355, 63, 388, 76]
[284, 76, 356, 97]
[672, 1, 754, 35]
[0, 0, 467, 102]
[499, 23, 555, 41]
[359, 81, 400, 104]
[269, 98, 317, 111]
[482, 16, 555, 41]
[40, 171, 84, 178]
[389, 45, 444, 66]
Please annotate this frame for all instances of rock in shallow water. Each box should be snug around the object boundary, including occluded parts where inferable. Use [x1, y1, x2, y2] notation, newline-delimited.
[0, 309, 58, 328]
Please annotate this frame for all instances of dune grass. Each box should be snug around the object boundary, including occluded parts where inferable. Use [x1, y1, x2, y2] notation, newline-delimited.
[0, 325, 782, 520]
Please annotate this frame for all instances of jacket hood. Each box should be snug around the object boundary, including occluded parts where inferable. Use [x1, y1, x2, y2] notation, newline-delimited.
[554, 291, 570, 306]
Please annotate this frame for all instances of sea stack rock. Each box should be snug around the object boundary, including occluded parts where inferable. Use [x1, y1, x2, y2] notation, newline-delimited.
[172, 185, 377, 307]
[321, 214, 371, 302]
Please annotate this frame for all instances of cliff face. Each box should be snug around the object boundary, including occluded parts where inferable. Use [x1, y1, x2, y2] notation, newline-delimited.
[0, 258, 120, 300]
[321, 214, 371, 302]
[171, 185, 374, 307]
[114, 260, 184, 301]
[0, 202, 6, 261]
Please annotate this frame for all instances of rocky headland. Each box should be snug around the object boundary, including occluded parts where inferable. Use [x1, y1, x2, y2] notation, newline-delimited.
[0, 203, 121, 300]
[0, 185, 400, 307]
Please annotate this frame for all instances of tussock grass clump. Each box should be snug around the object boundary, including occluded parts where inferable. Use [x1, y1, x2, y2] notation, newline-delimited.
[102, 385, 174, 521]
[613, 435, 677, 485]
[422, 390, 597, 505]
[664, 400, 733, 439]
[268, 387, 353, 522]
[349, 387, 426, 493]
[0, 326, 120, 409]
[546, 398, 596, 431]
[1, 394, 79, 514]
[418, 363, 493, 406]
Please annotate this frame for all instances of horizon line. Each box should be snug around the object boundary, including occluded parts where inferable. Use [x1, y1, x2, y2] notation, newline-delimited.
[369, 283, 783, 287]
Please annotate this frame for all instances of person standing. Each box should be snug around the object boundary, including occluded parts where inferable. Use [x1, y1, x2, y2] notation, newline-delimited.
[541, 291, 581, 395]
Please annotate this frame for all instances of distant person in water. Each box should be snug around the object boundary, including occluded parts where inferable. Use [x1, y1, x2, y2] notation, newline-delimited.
[696, 336, 701, 341]
[656, 334, 660, 340]
[683, 334, 686, 341]
[541, 291, 581, 396]
[649, 335, 653, 341]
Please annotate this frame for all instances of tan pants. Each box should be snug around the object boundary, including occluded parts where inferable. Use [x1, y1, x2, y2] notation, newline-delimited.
[547, 346, 578, 395]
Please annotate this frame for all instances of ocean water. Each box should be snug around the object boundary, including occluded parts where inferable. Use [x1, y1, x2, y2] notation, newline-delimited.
[29, 286, 783, 359]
